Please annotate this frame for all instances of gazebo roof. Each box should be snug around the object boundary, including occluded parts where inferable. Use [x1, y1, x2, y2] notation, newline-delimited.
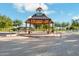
[26, 7, 54, 24]
[36, 7, 43, 11]
[28, 13, 51, 20]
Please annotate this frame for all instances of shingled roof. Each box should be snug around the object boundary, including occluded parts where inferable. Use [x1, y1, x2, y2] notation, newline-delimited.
[26, 7, 53, 24]
[28, 13, 51, 20]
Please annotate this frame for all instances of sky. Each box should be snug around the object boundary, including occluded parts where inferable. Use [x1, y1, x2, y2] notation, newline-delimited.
[0, 3, 79, 23]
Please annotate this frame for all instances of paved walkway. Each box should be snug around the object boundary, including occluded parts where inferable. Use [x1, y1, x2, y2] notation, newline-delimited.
[0, 32, 79, 56]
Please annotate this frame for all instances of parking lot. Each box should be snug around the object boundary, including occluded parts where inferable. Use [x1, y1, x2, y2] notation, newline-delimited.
[0, 32, 79, 56]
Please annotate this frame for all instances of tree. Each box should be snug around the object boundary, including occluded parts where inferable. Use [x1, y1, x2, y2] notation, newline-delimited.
[0, 15, 13, 31]
[55, 22, 69, 27]
[61, 22, 69, 27]
[54, 22, 69, 31]
[70, 19, 79, 30]
[0, 15, 13, 28]
[13, 19, 23, 27]
[54, 22, 61, 27]
[13, 19, 23, 31]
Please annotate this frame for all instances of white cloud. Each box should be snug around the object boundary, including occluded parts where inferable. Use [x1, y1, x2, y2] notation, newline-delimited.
[28, 16, 32, 18]
[13, 3, 48, 12]
[44, 10, 56, 15]
[13, 3, 25, 13]
[72, 16, 79, 20]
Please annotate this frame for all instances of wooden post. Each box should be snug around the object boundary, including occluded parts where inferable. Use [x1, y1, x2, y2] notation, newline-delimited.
[47, 21, 50, 34]
[28, 20, 31, 34]
[51, 23, 54, 33]
[25, 22, 27, 34]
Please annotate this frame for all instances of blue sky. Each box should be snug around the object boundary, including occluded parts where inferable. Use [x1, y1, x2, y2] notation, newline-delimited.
[0, 3, 79, 23]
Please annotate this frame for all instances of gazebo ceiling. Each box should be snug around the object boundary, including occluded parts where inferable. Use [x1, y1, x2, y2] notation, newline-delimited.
[26, 18, 53, 24]
[26, 19, 53, 24]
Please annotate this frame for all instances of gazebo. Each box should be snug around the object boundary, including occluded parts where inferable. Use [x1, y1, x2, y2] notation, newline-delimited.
[25, 7, 54, 34]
